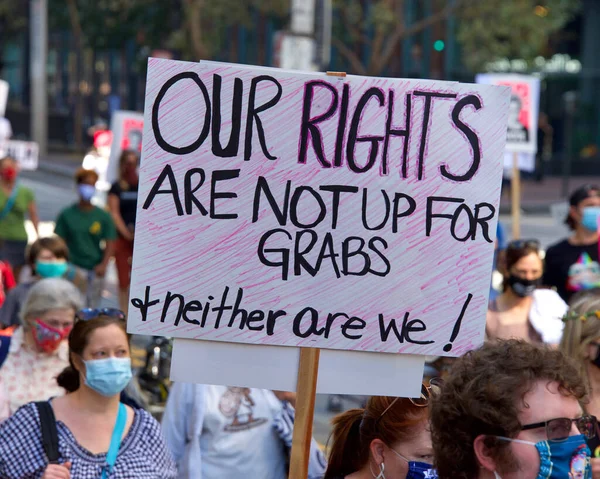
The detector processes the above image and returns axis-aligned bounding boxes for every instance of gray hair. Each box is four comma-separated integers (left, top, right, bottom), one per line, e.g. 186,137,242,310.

20,278,84,326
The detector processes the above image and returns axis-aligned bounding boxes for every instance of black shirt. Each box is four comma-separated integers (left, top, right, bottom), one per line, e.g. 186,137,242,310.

543,239,600,303
109,181,139,233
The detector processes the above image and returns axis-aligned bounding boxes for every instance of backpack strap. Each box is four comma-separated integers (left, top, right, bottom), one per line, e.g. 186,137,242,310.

0,185,20,221
0,335,10,368
35,401,60,464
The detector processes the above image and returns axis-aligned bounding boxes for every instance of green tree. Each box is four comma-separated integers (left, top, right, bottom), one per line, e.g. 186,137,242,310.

332,0,580,76
457,1,580,72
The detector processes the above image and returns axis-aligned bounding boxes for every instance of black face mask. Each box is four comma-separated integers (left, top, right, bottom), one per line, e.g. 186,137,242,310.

507,275,540,297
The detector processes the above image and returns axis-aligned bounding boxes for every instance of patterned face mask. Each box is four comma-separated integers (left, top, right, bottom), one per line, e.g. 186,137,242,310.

493,435,592,479
31,319,72,354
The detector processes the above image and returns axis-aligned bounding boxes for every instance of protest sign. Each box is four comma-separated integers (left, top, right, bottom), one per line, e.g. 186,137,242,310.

476,74,540,156
106,110,143,184
0,80,8,117
128,58,510,358
0,140,38,170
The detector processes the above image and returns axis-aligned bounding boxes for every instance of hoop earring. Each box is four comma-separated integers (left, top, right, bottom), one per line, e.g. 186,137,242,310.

369,461,386,479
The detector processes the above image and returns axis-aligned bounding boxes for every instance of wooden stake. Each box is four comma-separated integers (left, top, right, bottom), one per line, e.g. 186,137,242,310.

289,347,321,479
511,151,521,239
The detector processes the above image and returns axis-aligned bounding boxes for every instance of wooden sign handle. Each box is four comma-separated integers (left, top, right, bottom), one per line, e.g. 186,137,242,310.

289,347,321,479
511,151,521,239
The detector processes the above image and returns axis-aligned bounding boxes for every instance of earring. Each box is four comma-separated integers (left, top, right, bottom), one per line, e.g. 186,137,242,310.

369,461,386,479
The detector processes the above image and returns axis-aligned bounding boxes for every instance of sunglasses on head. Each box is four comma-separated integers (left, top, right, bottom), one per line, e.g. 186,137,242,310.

75,308,126,322
378,378,444,421
507,239,540,251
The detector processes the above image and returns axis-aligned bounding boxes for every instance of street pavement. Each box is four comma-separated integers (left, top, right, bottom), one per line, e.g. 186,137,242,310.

16,161,588,445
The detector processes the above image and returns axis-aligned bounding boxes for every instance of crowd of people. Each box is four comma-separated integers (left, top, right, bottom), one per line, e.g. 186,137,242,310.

2,148,600,477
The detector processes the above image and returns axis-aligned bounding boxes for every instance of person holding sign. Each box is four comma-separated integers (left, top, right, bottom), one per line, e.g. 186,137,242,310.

107,151,139,313
560,289,600,473
544,185,600,303
486,239,566,345
54,169,116,308
0,156,39,279
324,388,438,479
430,340,594,479
0,309,177,478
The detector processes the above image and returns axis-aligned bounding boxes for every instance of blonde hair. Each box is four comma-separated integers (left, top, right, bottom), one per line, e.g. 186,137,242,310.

559,288,600,391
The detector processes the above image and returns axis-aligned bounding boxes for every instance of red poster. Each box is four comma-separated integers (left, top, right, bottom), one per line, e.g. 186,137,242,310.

121,118,144,152
498,80,531,145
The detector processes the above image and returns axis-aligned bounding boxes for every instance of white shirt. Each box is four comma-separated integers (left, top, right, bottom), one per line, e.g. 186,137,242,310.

161,383,288,479
529,288,568,344
0,327,68,422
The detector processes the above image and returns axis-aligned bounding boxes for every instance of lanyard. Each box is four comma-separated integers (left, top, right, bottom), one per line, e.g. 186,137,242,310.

101,403,127,479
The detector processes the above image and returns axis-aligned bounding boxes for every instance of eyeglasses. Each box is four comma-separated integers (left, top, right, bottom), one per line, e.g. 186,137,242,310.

75,308,126,322
378,378,444,420
507,239,540,251
521,415,598,442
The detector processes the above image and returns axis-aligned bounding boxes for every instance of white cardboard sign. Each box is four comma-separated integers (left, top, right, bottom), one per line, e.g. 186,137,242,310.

128,59,510,361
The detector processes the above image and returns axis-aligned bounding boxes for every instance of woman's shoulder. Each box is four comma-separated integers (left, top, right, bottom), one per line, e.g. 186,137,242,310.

129,407,164,440
0,402,42,445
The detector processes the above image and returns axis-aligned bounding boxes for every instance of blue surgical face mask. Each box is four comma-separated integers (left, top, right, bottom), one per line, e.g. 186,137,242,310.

84,357,132,397
493,434,592,479
35,260,68,278
390,448,438,479
78,184,96,202
581,206,600,232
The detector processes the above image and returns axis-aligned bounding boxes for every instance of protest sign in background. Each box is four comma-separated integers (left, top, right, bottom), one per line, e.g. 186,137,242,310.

476,74,540,160
128,58,510,359
0,80,8,117
106,110,144,185
0,140,38,170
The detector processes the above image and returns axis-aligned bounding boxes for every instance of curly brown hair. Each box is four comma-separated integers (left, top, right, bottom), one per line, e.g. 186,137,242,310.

430,340,587,479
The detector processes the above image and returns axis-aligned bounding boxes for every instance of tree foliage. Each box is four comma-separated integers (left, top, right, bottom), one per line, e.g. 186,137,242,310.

457,1,580,72
332,0,580,76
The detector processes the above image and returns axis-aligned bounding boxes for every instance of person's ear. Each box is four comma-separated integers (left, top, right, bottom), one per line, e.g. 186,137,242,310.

70,352,85,376
570,205,582,222
369,438,386,465
474,435,498,472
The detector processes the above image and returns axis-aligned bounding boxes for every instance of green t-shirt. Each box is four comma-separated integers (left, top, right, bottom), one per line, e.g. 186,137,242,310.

0,185,35,241
54,204,117,270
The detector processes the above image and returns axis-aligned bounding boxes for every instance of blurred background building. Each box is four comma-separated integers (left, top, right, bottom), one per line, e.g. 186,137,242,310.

1,0,598,177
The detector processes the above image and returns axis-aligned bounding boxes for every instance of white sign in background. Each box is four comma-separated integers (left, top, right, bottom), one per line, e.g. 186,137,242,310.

0,80,8,117
0,140,39,170
476,74,540,172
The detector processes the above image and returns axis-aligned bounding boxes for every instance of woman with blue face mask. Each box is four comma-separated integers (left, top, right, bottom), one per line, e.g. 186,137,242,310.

324,381,440,479
0,309,177,478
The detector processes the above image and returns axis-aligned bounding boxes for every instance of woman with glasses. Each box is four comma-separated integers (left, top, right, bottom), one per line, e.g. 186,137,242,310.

0,277,82,421
561,288,600,475
0,308,177,478
324,381,439,479
486,239,566,345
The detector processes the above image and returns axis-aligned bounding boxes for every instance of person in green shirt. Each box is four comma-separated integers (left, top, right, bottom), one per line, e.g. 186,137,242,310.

54,168,116,307
0,156,39,279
